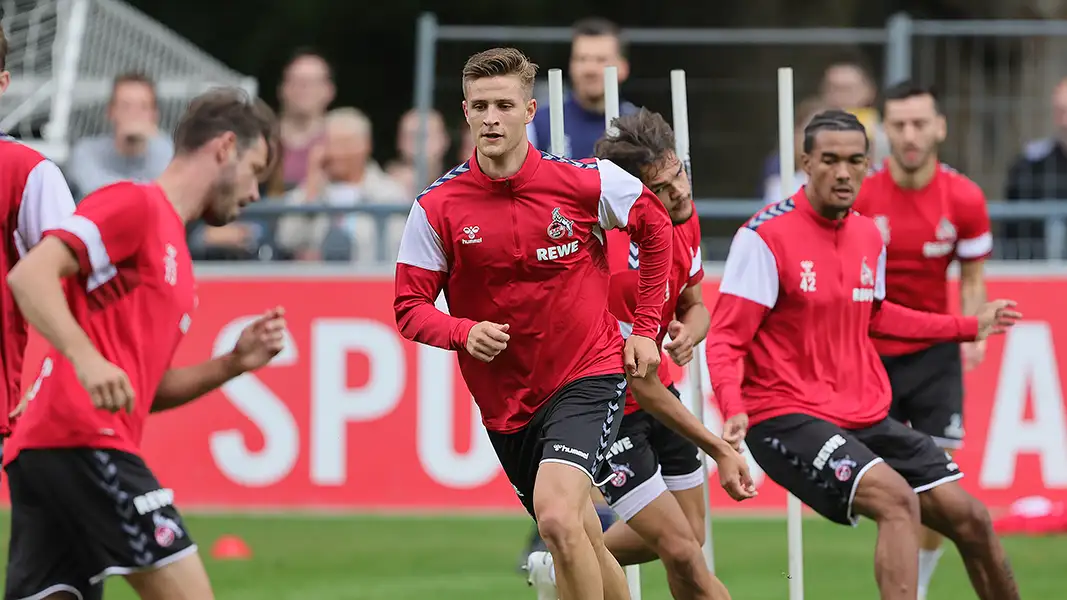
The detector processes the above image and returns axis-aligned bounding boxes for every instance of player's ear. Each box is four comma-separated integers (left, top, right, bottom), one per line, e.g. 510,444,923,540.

935,114,947,144
215,131,237,165
526,97,537,124
616,58,631,83
800,152,813,176
462,100,469,120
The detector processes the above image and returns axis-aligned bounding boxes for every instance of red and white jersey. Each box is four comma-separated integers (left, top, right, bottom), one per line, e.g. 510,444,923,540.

0,135,77,436
394,143,672,433
853,162,992,356
607,206,703,414
4,183,196,464
705,188,979,430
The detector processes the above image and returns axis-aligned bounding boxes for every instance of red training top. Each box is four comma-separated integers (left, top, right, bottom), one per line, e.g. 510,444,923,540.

853,161,992,356
705,188,979,430
0,135,77,436
394,144,672,434
607,205,703,414
5,183,196,465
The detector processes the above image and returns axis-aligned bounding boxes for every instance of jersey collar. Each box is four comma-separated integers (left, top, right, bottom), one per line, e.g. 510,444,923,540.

795,186,853,230
467,142,543,193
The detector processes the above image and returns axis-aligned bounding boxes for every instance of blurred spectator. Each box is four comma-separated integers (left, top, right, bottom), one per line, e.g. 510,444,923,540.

456,122,475,163
275,107,407,263
1002,78,1067,260
760,97,826,204
65,73,172,199
385,108,451,196
527,17,637,158
275,48,335,190
819,60,890,164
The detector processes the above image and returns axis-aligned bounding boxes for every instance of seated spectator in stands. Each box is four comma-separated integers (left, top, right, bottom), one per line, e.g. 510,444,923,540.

272,48,335,191
760,96,825,204
385,108,451,196
456,122,475,163
65,73,172,199
819,59,890,164
275,107,407,263
1003,77,1067,260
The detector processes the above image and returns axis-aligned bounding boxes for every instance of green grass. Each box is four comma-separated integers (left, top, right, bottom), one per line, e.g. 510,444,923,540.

2,513,1062,599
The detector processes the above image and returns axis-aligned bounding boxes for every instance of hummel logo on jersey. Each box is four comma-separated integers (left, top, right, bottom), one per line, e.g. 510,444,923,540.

799,260,816,292
547,207,575,240
461,225,482,244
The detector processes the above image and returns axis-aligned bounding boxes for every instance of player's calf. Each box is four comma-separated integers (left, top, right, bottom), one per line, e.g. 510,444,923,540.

918,482,1020,600
583,501,631,600
851,462,922,600
533,462,605,600
628,492,723,600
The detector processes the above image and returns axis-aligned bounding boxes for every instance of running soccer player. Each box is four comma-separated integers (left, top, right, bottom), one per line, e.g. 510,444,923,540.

3,87,281,600
708,110,1022,600
394,48,672,600
852,81,992,599
0,25,78,442
526,109,754,600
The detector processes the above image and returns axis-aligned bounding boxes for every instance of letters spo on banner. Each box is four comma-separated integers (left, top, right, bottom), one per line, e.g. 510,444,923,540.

12,274,1067,512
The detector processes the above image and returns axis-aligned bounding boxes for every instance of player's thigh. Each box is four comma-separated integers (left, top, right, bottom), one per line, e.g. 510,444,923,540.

746,413,882,526
852,417,963,494
124,549,213,600
539,374,627,489
648,389,704,493
596,411,661,522
901,343,965,449
622,489,703,561
4,454,101,600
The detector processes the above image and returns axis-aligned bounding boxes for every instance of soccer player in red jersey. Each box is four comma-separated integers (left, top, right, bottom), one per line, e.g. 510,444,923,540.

394,48,672,600
707,110,1022,600
0,26,78,442
3,88,282,600
526,109,755,600
852,81,992,599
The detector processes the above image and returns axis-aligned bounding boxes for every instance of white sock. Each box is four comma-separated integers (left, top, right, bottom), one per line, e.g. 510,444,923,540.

918,547,944,596
549,561,556,585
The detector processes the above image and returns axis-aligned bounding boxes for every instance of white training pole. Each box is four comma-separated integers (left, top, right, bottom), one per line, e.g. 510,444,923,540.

601,64,642,600
604,66,620,135
671,68,717,575
778,66,805,600
548,69,566,156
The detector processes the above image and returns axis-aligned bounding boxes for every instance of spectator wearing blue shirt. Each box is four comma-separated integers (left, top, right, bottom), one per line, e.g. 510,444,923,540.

528,17,638,158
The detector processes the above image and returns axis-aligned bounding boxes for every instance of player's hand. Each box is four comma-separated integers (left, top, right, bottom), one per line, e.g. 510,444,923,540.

74,351,135,413
722,413,749,452
623,334,660,378
663,320,695,366
962,340,986,372
466,321,510,363
975,300,1022,340
232,306,288,372
715,446,758,502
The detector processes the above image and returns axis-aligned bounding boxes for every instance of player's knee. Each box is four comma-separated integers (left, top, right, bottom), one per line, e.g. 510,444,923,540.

536,504,586,554
943,495,994,550
854,464,920,524
655,532,705,580
688,514,707,546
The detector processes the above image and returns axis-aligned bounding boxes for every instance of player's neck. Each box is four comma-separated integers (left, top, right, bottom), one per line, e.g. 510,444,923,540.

888,157,937,190
280,114,324,144
156,160,212,223
476,142,530,180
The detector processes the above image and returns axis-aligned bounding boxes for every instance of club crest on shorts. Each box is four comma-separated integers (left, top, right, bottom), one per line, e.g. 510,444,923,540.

829,456,857,482
608,461,635,487
152,512,185,548
547,207,575,240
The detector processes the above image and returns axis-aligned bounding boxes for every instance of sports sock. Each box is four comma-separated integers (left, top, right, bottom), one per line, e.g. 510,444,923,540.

595,503,617,531
917,547,944,597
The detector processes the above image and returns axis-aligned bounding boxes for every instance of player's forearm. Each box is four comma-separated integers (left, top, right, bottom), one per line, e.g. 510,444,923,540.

959,274,987,317
152,355,245,413
679,302,711,344
869,300,979,343
627,372,732,462
394,265,476,350
629,195,672,337
8,244,98,365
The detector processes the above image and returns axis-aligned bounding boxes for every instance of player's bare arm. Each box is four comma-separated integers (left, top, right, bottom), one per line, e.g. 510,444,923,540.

152,307,287,413
663,284,709,366
627,369,756,501
959,259,989,370
8,236,134,413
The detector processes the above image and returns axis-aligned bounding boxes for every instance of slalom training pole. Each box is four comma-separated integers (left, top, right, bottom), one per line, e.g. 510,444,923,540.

602,63,642,600
548,69,566,156
670,68,717,575
778,66,805,600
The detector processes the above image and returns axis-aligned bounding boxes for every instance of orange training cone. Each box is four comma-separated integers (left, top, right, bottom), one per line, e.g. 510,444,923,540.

210,534,252,560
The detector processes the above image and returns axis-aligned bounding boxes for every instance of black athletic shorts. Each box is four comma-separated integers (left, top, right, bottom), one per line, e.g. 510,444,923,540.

597,385,703,521
746,414,962,526
882,342,965,448
5,448,198,600
488,374,626,519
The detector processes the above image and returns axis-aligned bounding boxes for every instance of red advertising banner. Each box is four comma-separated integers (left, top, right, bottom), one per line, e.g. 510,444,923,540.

14,273,1067,513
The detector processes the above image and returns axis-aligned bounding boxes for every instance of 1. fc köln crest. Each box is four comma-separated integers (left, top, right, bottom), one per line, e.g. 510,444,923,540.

873,215,891,244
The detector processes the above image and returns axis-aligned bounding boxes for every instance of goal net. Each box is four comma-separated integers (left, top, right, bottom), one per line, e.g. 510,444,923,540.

0,0,256,163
